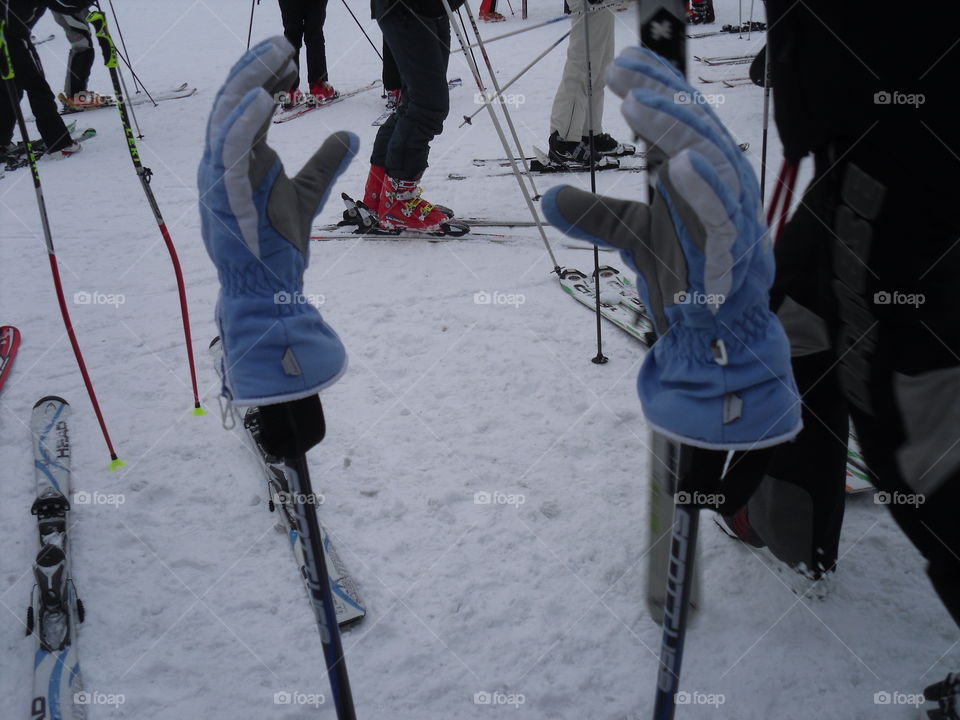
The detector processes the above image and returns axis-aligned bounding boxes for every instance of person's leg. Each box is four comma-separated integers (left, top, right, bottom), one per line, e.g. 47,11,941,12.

303,0,330,85
379,9,449,179
584,5,613,137
277,0,305,88
549,0,588,142
382,41,401,93
12,36,72,150
51,11,94,98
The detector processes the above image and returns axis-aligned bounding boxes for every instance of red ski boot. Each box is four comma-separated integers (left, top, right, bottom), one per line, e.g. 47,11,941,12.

378,173,463,235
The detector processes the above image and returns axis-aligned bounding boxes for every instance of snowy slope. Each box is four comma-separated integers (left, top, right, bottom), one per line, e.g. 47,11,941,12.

1,1,956,719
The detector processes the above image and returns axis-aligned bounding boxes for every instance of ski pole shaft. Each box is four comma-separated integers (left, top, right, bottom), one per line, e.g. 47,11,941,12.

89,6,203,413
0,19,121,467
105,0,141,92
246,0,257,50
453,0,631,52
338,0,383,61
258,397,356,720
759,45,770,202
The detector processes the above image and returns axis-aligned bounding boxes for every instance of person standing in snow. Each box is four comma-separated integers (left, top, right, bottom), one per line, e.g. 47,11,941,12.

358,0,462,233
478,0,504,22
0,0,82,158
277,0,337,106
547,0,632,165
49,0,102,111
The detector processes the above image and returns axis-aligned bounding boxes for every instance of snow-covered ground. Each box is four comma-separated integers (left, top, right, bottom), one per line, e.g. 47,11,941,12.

1,1,957,718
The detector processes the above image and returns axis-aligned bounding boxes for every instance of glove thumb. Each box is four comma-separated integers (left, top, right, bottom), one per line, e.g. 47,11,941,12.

542,185,651,254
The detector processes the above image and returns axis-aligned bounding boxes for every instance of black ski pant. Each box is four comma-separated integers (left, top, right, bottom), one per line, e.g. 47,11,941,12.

749,150,960,625
51,10,94,98
382,40,401,92
0,32,71,151
278,0,331,86
371,5,449,180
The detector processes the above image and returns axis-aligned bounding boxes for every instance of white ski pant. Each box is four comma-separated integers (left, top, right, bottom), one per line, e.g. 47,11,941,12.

549,0,614,141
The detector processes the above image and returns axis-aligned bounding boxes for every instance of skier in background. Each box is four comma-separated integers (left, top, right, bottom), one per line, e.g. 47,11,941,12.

478,0,504,22
50,0,102,111
547,0,632,166
277,0,337,107
0,0,82,158
358,0,461,233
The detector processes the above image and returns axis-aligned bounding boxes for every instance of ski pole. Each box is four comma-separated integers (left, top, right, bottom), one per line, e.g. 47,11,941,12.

246,0,259,50
581,0,607,366
504,0,516,15
0,18,123,470
88,5,204,414
459,29,569,127
105,0,142,93
759,44,770,202
257,396,356,720
446,0,559,269
338,0,383,61
453,0,632,52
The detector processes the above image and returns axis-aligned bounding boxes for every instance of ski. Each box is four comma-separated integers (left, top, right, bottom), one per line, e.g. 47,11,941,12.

209,339,365,627
27,396,87,720
722,78,755,87
311,230,513,243
694,54,754,66
58,83,197,114
3,128,96,171
273,80,381,124
0,325,21,392
686,21,765,38
846,427,873,493
31,33,56,46
558,267,654,345
698,74,748,84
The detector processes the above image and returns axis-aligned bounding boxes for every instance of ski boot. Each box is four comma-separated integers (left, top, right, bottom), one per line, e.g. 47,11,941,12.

378,173,466,235
279,86,302,109
925,673,960,720
60,90,107,113
584,132,636,157
480,10,506,21
309,81,338,104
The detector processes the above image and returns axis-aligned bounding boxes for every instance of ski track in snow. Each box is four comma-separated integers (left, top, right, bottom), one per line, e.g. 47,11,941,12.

1,1,955,718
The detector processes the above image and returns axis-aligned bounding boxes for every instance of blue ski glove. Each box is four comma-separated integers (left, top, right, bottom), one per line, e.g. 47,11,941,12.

199,37,358,406
542,46,801,450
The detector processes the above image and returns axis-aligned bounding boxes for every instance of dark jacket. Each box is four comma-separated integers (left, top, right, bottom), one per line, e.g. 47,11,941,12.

371,0,463,21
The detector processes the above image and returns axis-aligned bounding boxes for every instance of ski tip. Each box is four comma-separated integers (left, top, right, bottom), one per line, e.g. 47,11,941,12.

108,457,126,472
33,395,69,409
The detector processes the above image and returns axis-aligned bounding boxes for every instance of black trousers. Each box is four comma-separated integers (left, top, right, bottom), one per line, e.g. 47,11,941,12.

371,5,450,179
753,153,960,625
51,10,94,98
278,0,331,86
382,40,401,92
0,33,71,151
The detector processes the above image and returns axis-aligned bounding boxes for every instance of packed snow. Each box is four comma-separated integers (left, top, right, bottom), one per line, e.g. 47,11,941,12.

1,1,956,718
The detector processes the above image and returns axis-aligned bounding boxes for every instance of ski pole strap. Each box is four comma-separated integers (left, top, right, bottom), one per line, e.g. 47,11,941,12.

0,21,14,81
87,11,119,69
